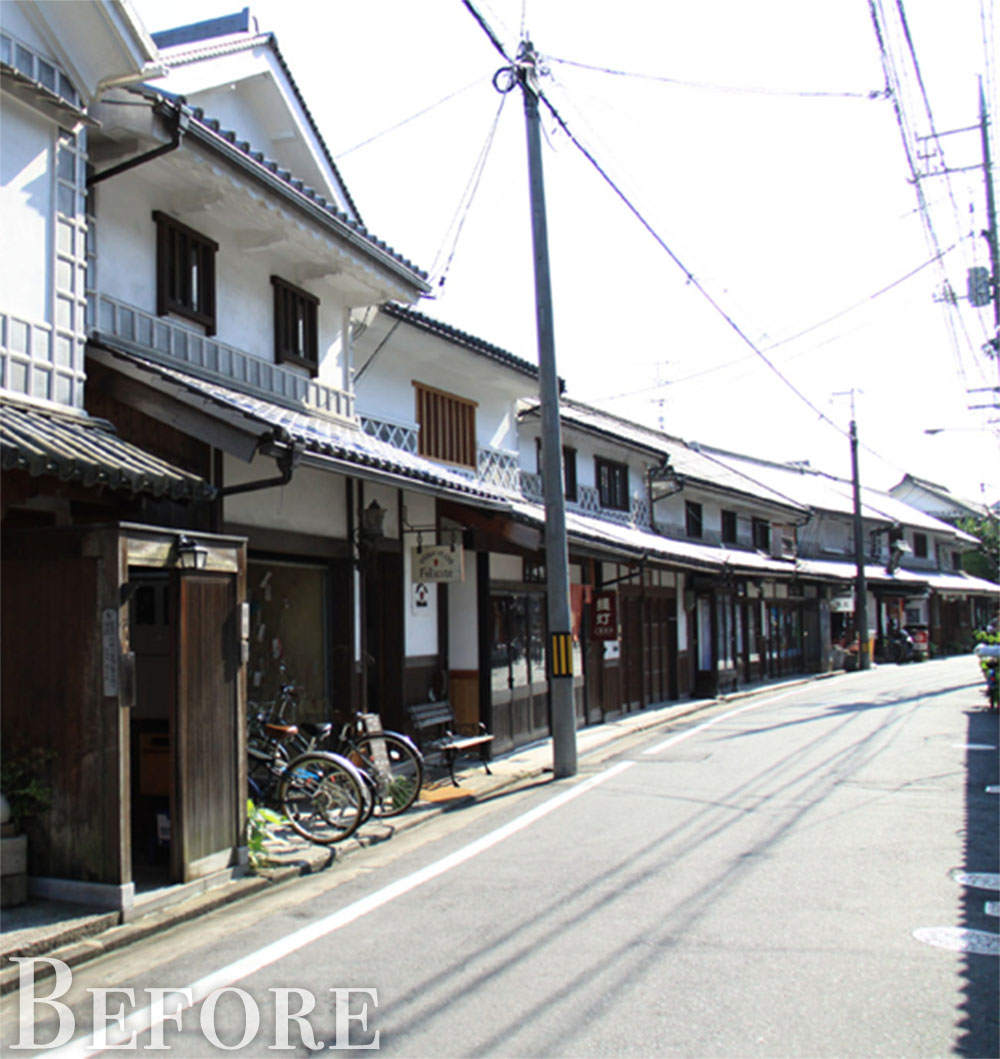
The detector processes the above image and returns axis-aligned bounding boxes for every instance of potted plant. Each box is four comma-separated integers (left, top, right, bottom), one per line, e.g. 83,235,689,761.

0,747,53,906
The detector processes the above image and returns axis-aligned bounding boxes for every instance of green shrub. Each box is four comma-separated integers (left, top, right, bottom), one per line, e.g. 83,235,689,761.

247,798,284,871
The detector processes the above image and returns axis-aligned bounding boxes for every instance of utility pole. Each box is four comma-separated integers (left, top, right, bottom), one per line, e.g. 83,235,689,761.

516,40,577,778
835,390,870,670
978,81,995,340
849,417,871,670
979,79,1000,370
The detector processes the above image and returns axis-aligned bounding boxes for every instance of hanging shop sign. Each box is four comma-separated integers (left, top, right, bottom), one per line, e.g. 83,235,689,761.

590,590,618,640
830,591,855,614
411,544,464,582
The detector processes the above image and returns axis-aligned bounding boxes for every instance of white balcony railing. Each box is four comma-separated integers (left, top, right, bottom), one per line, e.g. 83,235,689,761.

92,293,354,422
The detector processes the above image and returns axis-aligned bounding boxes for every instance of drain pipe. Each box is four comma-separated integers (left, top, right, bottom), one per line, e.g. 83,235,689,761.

87,100,188,187
218,429,302,497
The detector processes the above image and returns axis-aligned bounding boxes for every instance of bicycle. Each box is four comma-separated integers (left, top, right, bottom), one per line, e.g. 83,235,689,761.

247,712,367,845
254,677,424,818
328,713,424,818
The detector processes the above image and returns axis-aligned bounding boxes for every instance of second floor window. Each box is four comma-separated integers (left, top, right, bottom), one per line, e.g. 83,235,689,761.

595,457,629,511
563,446,578,501
415,383,477,468
539,440,578,500
721,509,738,544
752,517,770,552
153,211,217,334
685,500,703,539
913,533,928,559
271,276,319,374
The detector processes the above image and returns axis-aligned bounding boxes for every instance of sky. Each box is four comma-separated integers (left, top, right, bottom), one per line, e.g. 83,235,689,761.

129,0,999,505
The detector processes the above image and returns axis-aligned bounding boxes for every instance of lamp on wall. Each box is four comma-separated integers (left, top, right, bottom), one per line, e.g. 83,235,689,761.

360,499,386,543
175,534,209,570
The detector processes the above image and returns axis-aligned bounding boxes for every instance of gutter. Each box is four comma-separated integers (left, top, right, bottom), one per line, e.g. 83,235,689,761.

87,101,187,187
217,429,301,497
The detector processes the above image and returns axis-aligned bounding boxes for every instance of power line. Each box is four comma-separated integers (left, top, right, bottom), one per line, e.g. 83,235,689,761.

869,0,993,391
588,241,963,403
531,84,849,438
429,91,509,288
335,77,489,159
546,55,887,101
459,2,976,478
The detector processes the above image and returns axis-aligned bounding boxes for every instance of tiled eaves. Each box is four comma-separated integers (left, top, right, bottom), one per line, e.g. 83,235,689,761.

153,30,364,223
0,396,216,501
91,342,505,504
381,303,541,380
125,83,429,289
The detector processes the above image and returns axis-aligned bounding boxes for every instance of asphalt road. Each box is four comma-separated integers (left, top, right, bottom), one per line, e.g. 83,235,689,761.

5,657,998,1058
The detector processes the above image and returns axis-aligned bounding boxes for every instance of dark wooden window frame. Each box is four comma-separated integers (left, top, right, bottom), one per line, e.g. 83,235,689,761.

752,517,771,552
685,500,703,539
913,532,928,559
595,456,629,512
721,509,738,544
153,211,218,334
414,382,477,469
536,440,579,501
271,275,319,375
563,446,578,502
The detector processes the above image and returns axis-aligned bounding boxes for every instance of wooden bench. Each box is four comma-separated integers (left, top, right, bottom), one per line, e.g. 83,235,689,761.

406,701,494,786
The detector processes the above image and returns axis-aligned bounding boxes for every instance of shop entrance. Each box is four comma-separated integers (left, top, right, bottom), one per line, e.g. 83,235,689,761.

128,566,242,887
129,573,172,886
489,591,548,753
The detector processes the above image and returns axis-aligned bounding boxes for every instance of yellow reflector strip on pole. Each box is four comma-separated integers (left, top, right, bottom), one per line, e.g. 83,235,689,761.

550,631,573,678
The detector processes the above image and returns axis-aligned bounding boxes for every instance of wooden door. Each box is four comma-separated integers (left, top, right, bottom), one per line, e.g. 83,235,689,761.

620,591,643,711
172,572,240,882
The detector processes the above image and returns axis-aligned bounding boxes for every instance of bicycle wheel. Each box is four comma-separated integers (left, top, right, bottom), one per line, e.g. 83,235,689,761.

349,733,424,817
278,752,365,844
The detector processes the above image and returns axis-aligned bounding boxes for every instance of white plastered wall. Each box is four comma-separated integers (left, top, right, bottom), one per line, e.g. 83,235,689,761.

402,490,438,657
222,454,347,537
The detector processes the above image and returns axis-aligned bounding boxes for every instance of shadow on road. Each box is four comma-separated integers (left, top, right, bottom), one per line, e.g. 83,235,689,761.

955,700,999,1059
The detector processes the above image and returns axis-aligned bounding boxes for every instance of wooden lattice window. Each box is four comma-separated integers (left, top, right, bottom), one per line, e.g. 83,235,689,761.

271,276,319,374
414,383,477,468
153,211,217,334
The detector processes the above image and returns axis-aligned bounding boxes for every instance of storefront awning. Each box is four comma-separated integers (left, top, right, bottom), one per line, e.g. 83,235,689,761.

0,398,215,501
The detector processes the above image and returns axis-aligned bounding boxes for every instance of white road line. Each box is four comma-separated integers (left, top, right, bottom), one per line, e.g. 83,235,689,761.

913,926,1000,956
47,759,636,1058
951,870,1000,891
642,687,804,756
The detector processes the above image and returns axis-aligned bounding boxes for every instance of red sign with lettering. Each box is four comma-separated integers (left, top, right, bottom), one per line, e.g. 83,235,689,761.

590,590,618,640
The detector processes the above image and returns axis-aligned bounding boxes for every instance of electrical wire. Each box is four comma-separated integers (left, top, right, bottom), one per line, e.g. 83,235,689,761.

589,241,964,403
429,91,510,288
459,1,989,476
868,0,982,390
546,55,887,100
530,83,850,439
870,0,993,393
334,76,489,159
